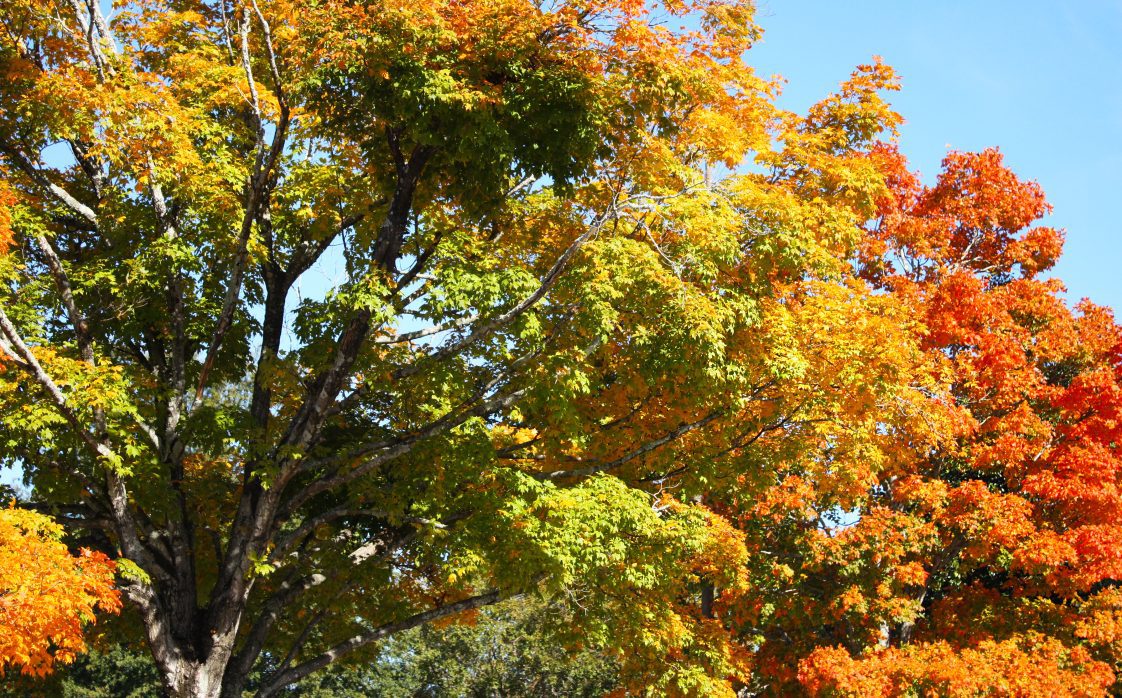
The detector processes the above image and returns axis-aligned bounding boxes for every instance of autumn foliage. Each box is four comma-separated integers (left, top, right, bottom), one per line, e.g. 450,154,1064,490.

0,179,14,255
726,146,1122,696
1,0,1121,696
0,506,120,677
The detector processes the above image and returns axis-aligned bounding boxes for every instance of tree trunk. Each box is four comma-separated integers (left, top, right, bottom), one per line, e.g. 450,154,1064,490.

150,632,247,698
128,583,246,698
161,660,227,698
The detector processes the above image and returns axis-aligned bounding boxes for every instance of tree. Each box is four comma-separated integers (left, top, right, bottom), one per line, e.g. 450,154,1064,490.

5,0,1117,696
0,0,918,695
713,146,1122,696
0,505,120,677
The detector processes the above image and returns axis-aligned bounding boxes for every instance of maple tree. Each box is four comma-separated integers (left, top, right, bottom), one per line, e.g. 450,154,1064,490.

0,505,120,677
715,146,1122,696
2,0,1120,696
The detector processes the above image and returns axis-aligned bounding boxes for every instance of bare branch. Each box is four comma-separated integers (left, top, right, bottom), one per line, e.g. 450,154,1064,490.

0,335,29,369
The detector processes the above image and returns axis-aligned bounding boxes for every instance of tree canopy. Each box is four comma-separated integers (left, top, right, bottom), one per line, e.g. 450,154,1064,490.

1,0,1120,696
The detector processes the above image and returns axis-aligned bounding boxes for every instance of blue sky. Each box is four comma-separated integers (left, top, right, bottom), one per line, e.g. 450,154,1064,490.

746,0,1122,312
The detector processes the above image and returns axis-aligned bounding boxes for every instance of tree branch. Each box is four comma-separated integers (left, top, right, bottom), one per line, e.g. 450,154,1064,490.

224,571,327,690
0,145,99,228
0,303,111,460
196,5,291,401
256,589,505,697
33,233,92,358
282,380,529,520
67,0,114,80
539,409,725,480
394,208,610,382
373,313,480,344
0,302,172,585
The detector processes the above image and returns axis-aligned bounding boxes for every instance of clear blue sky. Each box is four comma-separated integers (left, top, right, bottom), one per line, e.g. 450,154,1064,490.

746,0,1122,312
